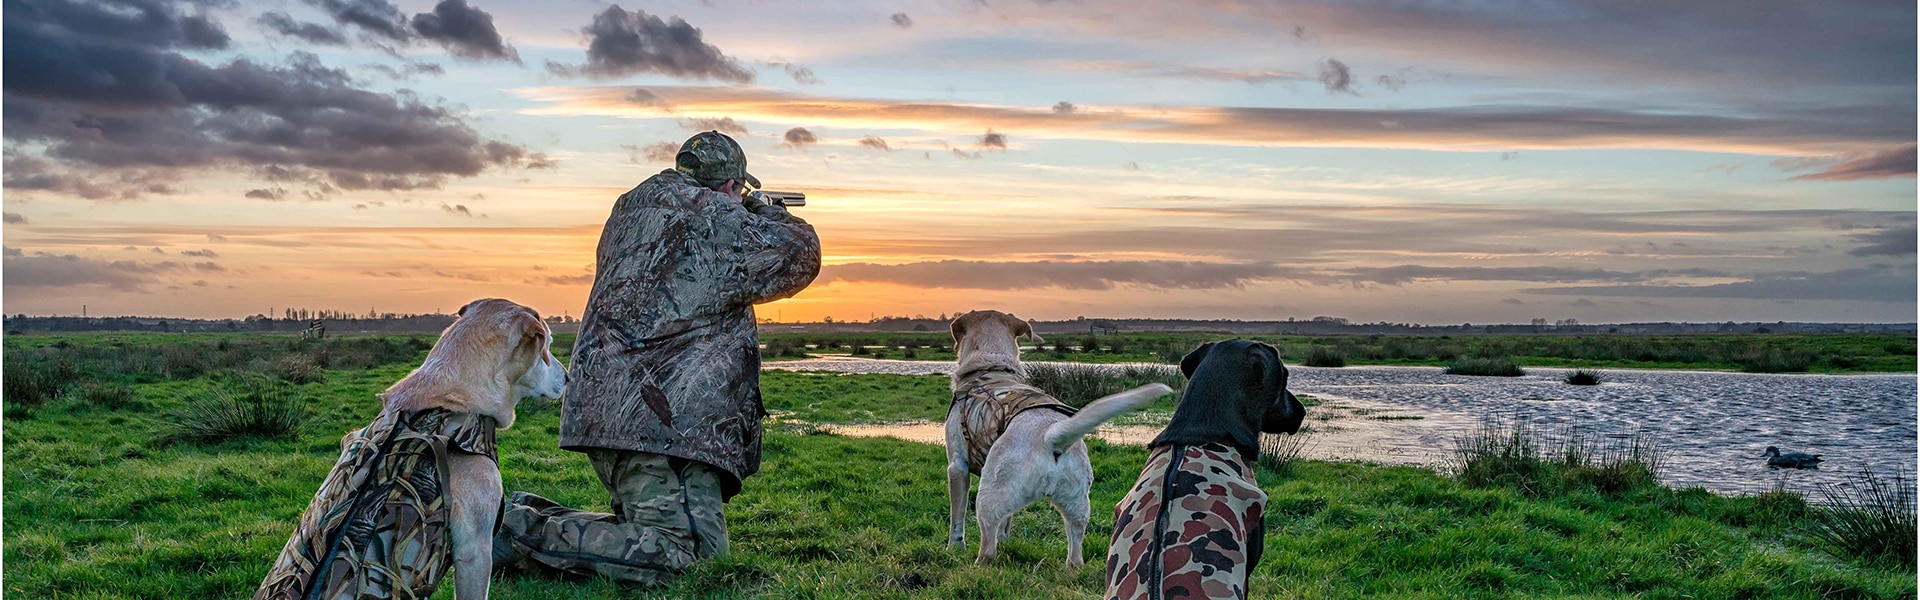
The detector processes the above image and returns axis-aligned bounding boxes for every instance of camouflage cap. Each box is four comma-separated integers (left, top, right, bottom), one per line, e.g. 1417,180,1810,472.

674,131,760,188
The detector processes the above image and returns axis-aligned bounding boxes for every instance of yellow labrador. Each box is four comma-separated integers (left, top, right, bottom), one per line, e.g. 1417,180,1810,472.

946,310,1171,567
256,298,564,600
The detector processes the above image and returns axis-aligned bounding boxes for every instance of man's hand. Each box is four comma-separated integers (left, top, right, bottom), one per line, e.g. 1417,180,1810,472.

742,191,805,224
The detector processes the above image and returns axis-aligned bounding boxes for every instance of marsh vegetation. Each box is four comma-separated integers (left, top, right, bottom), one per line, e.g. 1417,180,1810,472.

4,332,1914,598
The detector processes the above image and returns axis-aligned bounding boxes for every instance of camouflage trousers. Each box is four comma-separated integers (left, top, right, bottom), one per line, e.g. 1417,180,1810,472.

497,449,728,585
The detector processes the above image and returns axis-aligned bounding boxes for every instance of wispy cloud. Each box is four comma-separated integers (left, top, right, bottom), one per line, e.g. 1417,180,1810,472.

517,86,1903,155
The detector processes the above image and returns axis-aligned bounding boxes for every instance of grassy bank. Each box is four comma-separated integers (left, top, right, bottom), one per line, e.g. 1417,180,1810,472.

4,334,1915,598
758,331,1917,373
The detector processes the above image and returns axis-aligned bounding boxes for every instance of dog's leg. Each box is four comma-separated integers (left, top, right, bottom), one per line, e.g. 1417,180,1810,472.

1054,492,1091,569
449,453,501,600
945,419,970,549
973,486,1012,566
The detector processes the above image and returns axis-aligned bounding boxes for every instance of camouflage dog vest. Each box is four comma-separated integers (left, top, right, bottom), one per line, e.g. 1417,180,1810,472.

948,372,1077,475
1104,443,1266,600
255,407,497,600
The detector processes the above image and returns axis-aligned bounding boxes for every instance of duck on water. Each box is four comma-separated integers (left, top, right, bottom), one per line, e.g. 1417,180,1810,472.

1762,446,1823,469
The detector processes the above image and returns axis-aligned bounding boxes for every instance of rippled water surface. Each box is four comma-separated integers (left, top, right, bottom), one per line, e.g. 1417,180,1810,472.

767,357,1917,495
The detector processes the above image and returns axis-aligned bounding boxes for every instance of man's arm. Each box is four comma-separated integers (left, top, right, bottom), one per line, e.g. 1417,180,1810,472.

710,193,822,307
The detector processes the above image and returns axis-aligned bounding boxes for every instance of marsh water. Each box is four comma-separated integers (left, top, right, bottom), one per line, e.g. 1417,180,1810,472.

767,357,1917,496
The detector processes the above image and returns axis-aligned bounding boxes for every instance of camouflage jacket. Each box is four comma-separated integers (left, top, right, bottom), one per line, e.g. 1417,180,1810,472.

1105,443,1267,600
948,370,1077,475
256,408,497,600
560,169,820,500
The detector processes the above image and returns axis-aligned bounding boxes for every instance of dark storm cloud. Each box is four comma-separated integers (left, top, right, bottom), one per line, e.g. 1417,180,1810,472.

410,0,518,62
258,11,349,46
762,60,821,84
1317,58,1355,94
303,0,410,41
4,213,27,224
1846,224,1918,257
1053,101,1077,114
1523,266,1917,303
2,0,536,198
891,12,912,28
1790,144,1916,181
8,0,229,51
783,127,818,146
819,260,1308,291
364,61,446,80
858,136,891,151
570,6,754,83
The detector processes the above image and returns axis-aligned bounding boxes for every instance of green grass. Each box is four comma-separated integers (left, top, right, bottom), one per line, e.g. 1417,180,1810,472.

4,333,1915,599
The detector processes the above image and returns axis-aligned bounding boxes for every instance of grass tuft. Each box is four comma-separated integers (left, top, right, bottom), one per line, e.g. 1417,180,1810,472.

156,380,309,446
1302,345,1347,367
1022,363,1184,407
1805,469,1916,569
1444,356,1526,377
77,382,139,410
1452,415,1663,497
1564,369,1604,385
1257,431,1314,475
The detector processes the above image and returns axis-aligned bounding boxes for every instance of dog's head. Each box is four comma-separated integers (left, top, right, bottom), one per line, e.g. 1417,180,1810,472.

1153,339,1306,459
395,298,566,427
949,310,1044,382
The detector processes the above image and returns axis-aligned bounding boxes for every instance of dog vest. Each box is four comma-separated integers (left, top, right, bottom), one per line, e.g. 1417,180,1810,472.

255,407,497,600
1104,443,1266,600
948,371,1078,475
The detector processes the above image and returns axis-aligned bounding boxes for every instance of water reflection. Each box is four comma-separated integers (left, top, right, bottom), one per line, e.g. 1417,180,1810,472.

767,357,1917,495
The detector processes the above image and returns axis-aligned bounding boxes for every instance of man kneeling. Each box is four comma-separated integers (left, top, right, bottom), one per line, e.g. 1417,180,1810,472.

494,131,820,584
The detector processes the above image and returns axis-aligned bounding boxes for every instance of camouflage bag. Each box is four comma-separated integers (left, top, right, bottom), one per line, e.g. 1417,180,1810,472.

255,408,497,600
1104,443,1267,600
948,371,1079,475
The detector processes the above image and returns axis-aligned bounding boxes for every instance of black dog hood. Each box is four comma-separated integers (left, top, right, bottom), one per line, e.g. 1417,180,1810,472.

1153,339,1306,459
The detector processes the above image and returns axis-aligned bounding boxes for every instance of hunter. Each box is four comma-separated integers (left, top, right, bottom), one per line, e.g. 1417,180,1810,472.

495,131,821,584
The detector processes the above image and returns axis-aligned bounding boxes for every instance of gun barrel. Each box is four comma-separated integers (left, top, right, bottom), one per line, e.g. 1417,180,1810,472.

758,190,806,207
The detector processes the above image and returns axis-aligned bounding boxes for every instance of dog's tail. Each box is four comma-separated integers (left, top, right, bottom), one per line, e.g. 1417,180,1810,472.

1044,383,1173,453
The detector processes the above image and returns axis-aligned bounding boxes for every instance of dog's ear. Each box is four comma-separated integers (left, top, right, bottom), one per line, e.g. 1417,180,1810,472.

505,309,548,354
1000,313,1043,344
949,313,968,343
1180,341,1216,378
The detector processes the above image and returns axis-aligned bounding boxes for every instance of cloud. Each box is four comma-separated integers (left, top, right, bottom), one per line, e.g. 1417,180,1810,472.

979,129,1007,149
304,0,411,41
1500,298,1524,305
1789,144,1916,181
762,60,821,84
1052,101,1077,114
3,213,26,224
440,202,478,217
206,234,228,243
818,260,1303,290
1523,266,1917,303
2,249,188,291
4,3,538,199
364,61,446,80
858,136,891,151
1846,224,1917,257
891,13,913,28
1343,265,1735,286
410,0,519,62
623,141,680,164
258,12,349,46
566,6,754,83
782,127,818,147
181,249,218,258
245,188,287,201
521,86,1900,155
1318,58,1356,95
680,116,748,135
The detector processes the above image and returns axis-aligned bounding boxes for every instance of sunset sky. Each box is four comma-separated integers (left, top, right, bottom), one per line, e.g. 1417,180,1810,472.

4,0,1915,324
